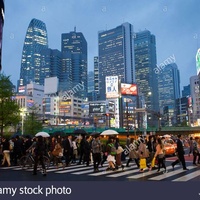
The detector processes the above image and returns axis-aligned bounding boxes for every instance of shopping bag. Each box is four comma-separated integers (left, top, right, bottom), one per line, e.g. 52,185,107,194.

116,146,124,154
151,157,155,167
140,158,147,169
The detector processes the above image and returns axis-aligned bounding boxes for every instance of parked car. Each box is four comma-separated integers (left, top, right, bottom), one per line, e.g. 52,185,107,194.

164,139,177,156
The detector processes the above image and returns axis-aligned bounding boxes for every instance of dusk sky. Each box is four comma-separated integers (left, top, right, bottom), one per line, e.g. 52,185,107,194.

1,0,200,90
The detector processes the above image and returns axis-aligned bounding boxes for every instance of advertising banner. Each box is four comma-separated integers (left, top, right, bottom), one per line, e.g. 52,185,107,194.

89,103,106,114
121,83,137,96
105,76,119,98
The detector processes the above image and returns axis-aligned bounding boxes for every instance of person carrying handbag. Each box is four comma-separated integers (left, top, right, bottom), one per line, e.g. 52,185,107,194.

115,138,124,171
138,137,150,172
154,138,167,173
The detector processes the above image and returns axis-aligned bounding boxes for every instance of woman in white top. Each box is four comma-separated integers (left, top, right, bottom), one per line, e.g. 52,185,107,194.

72,137,78,163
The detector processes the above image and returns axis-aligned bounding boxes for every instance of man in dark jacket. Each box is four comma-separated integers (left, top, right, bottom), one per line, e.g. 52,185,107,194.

84,136,91,166
171,134,188,170
33,136,47,176
77,135,86,165
62,135,73,167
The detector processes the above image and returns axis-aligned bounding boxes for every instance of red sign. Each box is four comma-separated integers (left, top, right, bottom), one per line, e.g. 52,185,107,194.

121,83,137,96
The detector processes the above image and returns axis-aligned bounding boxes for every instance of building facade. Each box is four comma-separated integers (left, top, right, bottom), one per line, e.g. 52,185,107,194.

134,30,158,127
190,75,200,126
182,84,191,97
61,29,88,99
158,63,180,125
98,22,135,100
19,18,48,87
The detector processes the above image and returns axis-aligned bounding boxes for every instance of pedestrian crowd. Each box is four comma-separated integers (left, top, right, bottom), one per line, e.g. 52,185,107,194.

0,133,198,176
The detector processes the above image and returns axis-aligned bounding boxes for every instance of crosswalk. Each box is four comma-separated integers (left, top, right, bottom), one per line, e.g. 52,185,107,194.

1,163,200,181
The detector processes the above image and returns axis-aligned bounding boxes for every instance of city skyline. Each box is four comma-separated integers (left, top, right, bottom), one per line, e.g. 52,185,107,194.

1,0,200,90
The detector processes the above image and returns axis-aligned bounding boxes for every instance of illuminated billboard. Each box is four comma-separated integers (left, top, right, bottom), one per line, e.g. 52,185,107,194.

196,49,200,76
121,83,137,96
18,86,26,93
188,96,192,108
89,103,106,114
105,76,119,98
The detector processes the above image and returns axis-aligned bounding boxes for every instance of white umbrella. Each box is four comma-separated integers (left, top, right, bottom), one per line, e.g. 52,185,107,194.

163,134,171,138
35,131,50,137
100,130,119,135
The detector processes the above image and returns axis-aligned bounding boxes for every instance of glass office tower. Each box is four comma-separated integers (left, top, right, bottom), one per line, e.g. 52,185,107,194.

98,22,135,100
19,18,48,87
61,29,87,99
134,30,158,127
158,63,180,126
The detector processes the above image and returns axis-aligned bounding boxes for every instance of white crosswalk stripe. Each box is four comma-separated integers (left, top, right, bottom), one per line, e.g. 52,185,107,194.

172,170,200,182
1,163,200,181
149,166,196,181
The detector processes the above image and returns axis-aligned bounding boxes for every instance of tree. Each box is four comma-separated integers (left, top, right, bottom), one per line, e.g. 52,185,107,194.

0,74,20,136
23,104,43,136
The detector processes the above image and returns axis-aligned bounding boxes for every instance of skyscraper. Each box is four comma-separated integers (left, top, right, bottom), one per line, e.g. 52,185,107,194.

134,30,158,127
182,84,190,97
190,75,200,126
98,22,135,100
94,56,99,100
19,18,48,87
61,29,87,99
88,71,94,93
158,63,180,126
40,48,62,82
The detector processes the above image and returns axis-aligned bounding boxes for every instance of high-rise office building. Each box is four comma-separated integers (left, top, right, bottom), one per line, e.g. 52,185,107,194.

61,29,87,99
98,22,135,100
158,63,180,126
41,48,62,83
190,75,200,126
182,84,190,97
19,18,48,87
134,30,158,127
94,56,99,99
88,71,94,93
176,97,188,126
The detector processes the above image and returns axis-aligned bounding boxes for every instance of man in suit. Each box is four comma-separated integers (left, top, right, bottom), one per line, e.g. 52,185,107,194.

62,135,73,167
171,134,188,170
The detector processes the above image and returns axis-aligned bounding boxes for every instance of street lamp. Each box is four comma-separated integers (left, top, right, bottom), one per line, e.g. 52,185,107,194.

20,107,27,135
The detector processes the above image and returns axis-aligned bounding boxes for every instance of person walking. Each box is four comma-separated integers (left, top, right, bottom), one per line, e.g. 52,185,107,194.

1,137,11,167
106,137,116,171
138,137,150,172
147,135,156,168
188,137,194,157
154,138,167,173
77,135,86,165
115,138,124,170
84,136,91,166
91,135,102,172
71,136,78,163
192,137,200,165
171,134,188,171
126,138,139,168
63,135,73,167
33,136,47,176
